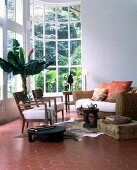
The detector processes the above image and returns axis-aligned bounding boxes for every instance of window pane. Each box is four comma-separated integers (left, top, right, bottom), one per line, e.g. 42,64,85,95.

8,77,16,98
58,23,68,39
45,7,55,22
58,41,68,66
69,5,81,21
7,30,15,52
0,1,4,18
70,22,81,39
16,0,23,25
57,7,68,22
58,68,69,92
46,68,56,92
70,67,82,90
35,72,44,90
45,23,56,39
7,32,23,98
34,39,43,60
7,0,15,21
0,27,3,99
45,41,56,65
30,2,33,39
70,40,81,65
16,33,23,47
34,5,43,38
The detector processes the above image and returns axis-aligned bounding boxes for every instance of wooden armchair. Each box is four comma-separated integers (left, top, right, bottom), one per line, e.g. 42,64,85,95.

32,89,64,122
13,91,53,133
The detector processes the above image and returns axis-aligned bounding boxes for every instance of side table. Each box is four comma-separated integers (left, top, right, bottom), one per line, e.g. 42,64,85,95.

82,108,99,128
63,91,75,112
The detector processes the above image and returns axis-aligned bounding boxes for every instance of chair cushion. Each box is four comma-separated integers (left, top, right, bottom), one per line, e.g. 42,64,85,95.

51,102,64,111
23,109,47,119
23,107,55,120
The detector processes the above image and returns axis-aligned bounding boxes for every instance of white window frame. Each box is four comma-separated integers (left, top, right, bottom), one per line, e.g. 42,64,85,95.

30,1,81,93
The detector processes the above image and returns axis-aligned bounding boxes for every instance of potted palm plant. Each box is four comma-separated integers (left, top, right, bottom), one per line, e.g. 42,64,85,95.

0,39,52,98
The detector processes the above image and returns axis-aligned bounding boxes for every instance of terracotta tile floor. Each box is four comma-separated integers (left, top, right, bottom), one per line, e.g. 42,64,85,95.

0,110,137,170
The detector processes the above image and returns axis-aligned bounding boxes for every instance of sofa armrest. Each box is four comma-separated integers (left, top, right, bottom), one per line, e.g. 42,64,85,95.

72,90,94,103
116,92,137,120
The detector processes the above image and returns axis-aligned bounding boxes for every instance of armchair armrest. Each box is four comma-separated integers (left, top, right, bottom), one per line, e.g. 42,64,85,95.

116,92,137,120
72,90,94,103
43,96,63,111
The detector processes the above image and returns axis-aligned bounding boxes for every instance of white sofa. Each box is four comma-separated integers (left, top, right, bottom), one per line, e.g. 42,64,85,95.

75,99,115,113
72,90,137,120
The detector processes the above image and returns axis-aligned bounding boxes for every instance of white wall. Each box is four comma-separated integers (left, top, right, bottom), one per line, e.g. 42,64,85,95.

81,0,137,89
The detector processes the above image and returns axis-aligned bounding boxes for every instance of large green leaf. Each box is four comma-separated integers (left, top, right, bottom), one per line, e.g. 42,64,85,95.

19,47,25,66
0,58,20,75
0,58,13,73
24,60,46,75
12,39,20,57
7,51,19,66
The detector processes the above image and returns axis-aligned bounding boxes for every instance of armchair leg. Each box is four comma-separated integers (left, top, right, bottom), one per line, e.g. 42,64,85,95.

27,122,29,128
22,120,25,134
62,110,64,120
55,115,57,123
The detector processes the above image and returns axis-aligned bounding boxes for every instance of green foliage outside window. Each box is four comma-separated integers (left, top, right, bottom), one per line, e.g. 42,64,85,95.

30,2,82,92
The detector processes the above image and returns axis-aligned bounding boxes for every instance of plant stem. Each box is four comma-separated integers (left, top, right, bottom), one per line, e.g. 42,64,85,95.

21,75,27,97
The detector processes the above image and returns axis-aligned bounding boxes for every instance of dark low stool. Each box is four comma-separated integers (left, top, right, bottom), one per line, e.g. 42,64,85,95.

28,126,66,142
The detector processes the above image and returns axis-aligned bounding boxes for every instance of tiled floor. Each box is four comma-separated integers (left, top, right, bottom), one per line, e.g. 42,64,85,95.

0,110,137,170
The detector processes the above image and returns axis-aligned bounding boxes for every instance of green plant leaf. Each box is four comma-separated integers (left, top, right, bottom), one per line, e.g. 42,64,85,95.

0,58,20,75
12,39,20,57
24,60,46,75
7,51,19,66
19,47,25,66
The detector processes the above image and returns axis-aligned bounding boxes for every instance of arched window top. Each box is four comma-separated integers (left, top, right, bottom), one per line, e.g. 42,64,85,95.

32,0,80,5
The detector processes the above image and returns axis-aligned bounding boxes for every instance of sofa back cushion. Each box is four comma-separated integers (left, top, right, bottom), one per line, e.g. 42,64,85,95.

91,88,108,101
109,81,133,94
72,90,94,102
100,83,111,91
105,90,125,103
100,81,133,102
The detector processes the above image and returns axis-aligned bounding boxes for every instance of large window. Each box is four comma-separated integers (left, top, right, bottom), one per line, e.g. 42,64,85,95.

7,0,23,97
7,0,23,25
7,30,23,97
0,27,3,99
30,2,82,93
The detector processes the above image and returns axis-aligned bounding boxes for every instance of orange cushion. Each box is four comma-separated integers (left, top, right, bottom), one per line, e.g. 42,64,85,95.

109,81,132,94
100,83,111,90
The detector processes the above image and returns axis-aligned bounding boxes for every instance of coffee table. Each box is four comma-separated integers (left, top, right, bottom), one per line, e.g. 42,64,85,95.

28,125,66,142
82,108,99,128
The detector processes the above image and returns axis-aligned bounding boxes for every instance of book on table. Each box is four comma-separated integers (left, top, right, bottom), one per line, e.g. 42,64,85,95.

105,115,116,121
105,115,132,124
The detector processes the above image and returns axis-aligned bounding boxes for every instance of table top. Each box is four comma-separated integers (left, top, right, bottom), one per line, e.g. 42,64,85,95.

82,107,99,111
28,126,66,135
63,91,72,95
